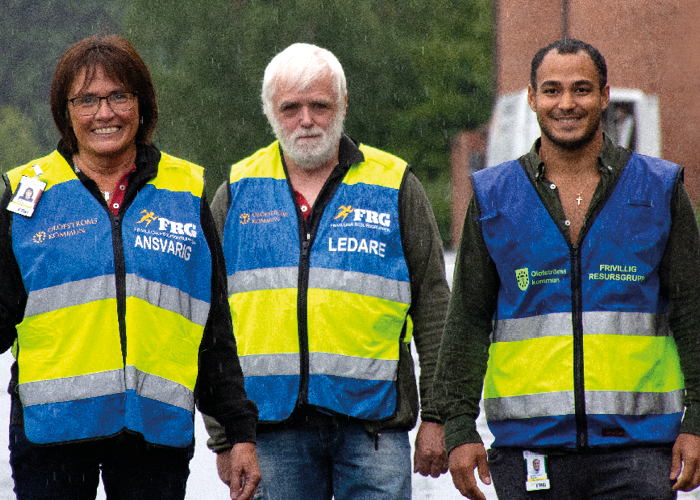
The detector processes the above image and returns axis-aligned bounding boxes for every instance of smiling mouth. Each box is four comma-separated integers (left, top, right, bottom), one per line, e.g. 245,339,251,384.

553,114,584,123
94,127,120,134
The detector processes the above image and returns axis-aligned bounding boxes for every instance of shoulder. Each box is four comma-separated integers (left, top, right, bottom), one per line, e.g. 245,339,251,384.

358,144,408,169
628,152,681,175
471,159,525,200
472,159,522,183
152,151,205,196
6,151,71,191
157,151,204,177
230,142,283,182
624,153,683,189
347,144,408,189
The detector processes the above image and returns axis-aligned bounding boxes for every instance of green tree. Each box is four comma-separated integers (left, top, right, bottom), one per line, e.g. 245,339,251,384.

123,0,493,245
0,0,126,152
0,106,43,174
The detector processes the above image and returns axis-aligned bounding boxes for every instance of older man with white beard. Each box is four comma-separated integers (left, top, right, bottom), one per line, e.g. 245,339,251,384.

203,43,451,500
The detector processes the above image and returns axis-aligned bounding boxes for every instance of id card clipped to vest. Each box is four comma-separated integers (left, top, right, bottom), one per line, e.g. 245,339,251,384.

523,450,550,491
7,174,46,218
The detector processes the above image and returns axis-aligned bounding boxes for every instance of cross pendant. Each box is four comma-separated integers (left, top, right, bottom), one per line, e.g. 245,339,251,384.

576,194,582,206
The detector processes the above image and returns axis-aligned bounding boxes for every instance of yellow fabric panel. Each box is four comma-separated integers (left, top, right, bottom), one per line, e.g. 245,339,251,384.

17,299,122,383
148,153,204,197
229,142,287,182
125,297,202,390
403,314,413,344
484,336,574,399
307,289,407,360
230,289,299,355
583,334,684,392
7,151,77,193
341,145,406,189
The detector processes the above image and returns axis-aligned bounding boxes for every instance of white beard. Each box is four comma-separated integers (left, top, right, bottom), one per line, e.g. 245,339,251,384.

272,111,345,170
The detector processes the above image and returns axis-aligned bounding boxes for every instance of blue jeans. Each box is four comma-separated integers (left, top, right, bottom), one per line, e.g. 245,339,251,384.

10,424,194,500
254,419,411,500
487,446,676,500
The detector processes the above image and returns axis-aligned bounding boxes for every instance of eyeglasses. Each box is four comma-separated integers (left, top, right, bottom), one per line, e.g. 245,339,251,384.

68,92,138,116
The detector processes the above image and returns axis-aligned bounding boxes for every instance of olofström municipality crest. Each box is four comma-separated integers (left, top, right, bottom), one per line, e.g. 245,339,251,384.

516,268,529,291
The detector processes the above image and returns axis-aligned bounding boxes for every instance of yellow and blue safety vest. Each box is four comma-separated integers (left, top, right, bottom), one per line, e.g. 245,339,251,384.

222,142,411,422
473,153,684,449
8,150,211,447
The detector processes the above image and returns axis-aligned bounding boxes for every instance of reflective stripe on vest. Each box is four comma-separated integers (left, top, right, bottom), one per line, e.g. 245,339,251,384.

473,154,683,449
224,141,410,421
9,151,210,446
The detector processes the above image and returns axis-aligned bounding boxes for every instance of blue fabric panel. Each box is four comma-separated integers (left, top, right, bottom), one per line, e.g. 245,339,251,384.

125,390,194,448
581,155,675,315
473,161,572,320
244,375,299,422
313,182,408,282
122,184,212,303
586,412,682,447
23,393,125,444
13,179,114,292
308,374,396,420
225,177,300,273
488,414,578,449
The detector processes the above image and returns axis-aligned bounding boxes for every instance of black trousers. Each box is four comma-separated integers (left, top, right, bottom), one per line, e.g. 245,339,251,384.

487,446,676,500
10,424,195,500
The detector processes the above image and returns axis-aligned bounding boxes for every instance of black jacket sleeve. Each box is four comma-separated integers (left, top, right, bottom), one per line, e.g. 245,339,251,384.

193,193,258,445
0,178,26,354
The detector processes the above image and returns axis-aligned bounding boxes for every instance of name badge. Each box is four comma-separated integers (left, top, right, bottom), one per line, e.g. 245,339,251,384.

524,450,550,491
7,175,47,218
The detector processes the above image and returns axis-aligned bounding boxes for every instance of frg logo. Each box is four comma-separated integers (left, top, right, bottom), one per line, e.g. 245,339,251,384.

137,209,197,237
334,205,391,227
158,217,197,237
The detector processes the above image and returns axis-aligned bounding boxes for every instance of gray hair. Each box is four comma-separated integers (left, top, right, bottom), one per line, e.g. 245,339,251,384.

261,43,346,122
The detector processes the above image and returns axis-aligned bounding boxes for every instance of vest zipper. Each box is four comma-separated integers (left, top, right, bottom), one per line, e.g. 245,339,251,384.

297,233,312,403
571,244,588,449
111,211,128,365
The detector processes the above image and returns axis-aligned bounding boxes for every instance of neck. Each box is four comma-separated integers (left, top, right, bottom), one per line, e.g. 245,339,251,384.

284,149,339,208
539,131,604,179
73,146,137,192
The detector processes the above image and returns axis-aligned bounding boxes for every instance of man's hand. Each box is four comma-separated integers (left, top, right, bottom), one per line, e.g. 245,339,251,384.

216,443,262,500
448,442,490,500
413,421,449,477
671,433,700,492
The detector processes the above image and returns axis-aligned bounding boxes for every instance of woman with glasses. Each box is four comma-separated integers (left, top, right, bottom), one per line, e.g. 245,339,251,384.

0,35,260,500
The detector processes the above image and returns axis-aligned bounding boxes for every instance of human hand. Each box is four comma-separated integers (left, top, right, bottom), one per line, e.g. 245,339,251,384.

216,443,262,500
671,433,700,491
448,442,490,500
413,421,449,477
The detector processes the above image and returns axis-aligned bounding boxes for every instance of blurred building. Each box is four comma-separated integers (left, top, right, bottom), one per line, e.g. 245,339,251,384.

451,0,700,246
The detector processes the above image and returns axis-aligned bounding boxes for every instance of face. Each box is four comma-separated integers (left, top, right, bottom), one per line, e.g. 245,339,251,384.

68,65,139,160
269,71,346,170
528,50,609,151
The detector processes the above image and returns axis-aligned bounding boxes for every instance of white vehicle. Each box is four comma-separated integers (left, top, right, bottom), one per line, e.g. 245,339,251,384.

485,88,661,168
